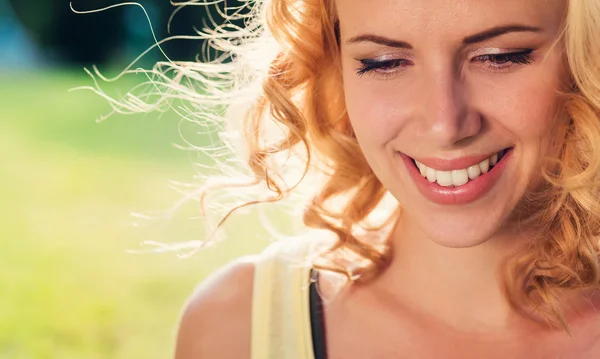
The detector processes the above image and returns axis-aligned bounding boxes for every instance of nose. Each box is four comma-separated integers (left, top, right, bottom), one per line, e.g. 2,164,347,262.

419,65,481,148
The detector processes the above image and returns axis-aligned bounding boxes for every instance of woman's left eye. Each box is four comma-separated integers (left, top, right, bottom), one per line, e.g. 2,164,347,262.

355,58,411,77
473,49,534,70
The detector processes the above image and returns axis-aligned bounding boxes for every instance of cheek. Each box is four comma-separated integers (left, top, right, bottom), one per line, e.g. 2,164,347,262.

476,69,564,146
343,58,566,156
343,72,416,151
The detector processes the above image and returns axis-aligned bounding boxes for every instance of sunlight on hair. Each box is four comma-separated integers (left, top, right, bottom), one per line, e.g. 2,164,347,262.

73,0,600,331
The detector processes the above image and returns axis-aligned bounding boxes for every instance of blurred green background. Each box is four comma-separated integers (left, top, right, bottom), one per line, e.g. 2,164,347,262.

1,1,271,358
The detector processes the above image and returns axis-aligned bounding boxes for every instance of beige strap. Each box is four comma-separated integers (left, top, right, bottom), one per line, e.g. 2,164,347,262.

251,239,316,359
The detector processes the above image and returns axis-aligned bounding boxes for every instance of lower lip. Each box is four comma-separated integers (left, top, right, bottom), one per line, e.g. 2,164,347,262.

400,149,512,206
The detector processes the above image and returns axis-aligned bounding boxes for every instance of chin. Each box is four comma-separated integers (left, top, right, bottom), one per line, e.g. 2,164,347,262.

414,208,509,249
425,227,497,248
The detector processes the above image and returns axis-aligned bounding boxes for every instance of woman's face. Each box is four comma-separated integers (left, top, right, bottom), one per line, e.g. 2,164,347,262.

338,0,569,247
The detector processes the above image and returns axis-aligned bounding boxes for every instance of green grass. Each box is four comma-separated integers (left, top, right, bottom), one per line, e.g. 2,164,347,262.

0,70,274,359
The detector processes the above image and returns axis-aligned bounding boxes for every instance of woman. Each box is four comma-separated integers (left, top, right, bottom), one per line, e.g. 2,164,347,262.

171,0,600,357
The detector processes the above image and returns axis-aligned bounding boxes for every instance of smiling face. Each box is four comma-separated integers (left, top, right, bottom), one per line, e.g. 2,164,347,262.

337,0,569,247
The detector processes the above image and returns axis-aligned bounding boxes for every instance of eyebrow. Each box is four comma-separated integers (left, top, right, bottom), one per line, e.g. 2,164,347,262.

345,24,543,48
346,34,412,49
463,24,542,44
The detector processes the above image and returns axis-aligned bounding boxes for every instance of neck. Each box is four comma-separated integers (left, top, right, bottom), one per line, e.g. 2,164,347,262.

375,213,530,333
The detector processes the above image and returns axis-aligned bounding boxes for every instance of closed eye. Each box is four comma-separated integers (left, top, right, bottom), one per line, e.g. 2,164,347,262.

356,58,411,77
472,49,534,70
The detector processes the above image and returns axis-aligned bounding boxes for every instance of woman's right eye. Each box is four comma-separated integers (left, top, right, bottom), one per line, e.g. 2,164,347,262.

356,58,411,77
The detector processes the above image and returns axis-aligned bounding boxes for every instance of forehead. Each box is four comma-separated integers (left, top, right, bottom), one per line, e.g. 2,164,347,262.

336,0,566,40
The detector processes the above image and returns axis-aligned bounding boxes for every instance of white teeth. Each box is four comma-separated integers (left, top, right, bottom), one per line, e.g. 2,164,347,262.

413,150,504,187
436,170,453,187
451,169,469,186
490,153,498,166
426,166,436,183
418,162,427,176
479,158,490,174
467,164,481,179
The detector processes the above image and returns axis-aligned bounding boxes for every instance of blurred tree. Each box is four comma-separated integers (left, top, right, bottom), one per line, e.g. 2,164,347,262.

9,0,126,65
7,0,250,66
0,0,42,68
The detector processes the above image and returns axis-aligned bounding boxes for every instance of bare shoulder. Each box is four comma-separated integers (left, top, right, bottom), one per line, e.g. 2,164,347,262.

173,256,257,359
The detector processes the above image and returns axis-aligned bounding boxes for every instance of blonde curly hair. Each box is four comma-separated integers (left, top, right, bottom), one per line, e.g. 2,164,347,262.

83,0,600,330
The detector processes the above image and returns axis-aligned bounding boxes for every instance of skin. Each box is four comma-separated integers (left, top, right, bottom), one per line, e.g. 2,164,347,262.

175,0,600,358
337,0,570,327
340,0,567,249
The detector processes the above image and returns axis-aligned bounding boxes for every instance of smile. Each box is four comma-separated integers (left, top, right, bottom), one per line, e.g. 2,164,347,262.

413,149,508,187
399,148,513,205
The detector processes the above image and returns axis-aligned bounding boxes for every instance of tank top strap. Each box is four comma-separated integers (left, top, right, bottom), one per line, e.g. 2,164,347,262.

251,238,318,359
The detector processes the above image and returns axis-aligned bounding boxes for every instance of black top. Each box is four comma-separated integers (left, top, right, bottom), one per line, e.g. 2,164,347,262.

309,271,328,359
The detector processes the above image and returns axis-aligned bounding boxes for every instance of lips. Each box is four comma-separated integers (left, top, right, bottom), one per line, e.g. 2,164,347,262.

399,148,513,205
412,149,509,187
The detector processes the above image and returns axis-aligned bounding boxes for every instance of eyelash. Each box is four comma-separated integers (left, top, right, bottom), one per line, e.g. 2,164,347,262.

355,49,534,77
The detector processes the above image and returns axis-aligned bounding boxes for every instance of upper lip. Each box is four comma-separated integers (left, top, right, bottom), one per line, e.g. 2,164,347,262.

405,149,508,171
